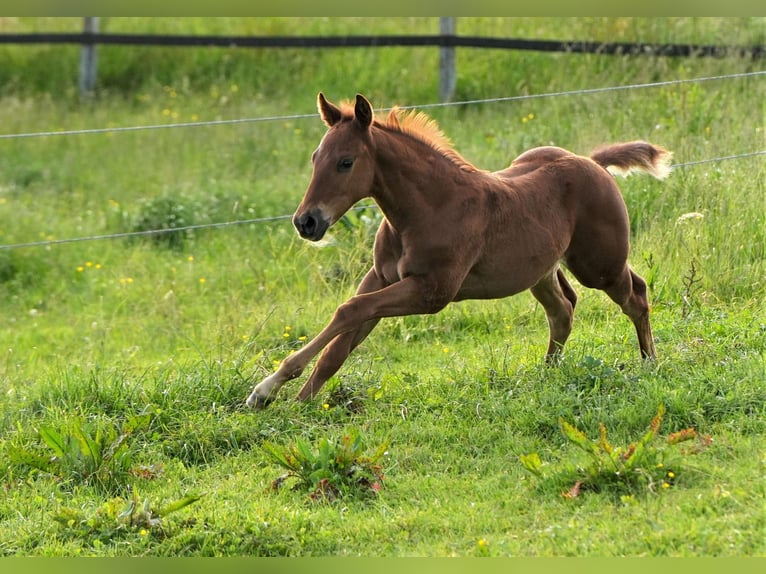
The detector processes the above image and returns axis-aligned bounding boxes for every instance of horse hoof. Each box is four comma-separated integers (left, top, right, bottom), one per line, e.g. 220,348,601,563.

245,393,274,410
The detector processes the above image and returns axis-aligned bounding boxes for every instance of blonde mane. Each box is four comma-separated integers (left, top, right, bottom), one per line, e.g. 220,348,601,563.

338,100,477,172
383,107,478,172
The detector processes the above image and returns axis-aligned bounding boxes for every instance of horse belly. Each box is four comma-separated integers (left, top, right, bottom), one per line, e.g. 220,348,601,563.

453,195,573,301
455,257,558,301
454,277,527,301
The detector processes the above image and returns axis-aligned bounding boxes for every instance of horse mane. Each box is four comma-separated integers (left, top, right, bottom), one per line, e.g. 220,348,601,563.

337,100,478,172
383,107,478,172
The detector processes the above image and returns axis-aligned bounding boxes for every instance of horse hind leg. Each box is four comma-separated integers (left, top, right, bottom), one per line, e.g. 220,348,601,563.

530,267,578,360
602,266,657,359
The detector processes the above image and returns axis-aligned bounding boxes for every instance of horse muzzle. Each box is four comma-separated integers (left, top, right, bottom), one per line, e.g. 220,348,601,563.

293,208,331,241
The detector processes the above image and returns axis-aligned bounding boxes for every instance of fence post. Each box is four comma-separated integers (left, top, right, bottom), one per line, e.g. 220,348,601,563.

79,17,99,98
439,17,456,102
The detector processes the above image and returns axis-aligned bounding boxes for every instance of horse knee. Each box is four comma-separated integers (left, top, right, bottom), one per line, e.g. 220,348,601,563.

331,298,368,330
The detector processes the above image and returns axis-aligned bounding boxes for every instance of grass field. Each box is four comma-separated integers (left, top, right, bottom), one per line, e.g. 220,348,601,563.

0,17,764,556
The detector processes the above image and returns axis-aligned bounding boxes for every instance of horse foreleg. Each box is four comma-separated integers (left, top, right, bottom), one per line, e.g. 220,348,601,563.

246,273,442,409
296,267,387,401
295,317,381,401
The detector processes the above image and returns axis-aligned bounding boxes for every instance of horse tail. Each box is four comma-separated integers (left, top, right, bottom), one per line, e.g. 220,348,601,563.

590,141,673,180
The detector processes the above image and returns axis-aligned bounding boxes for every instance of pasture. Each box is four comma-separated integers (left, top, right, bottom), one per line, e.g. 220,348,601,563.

0,17,764,557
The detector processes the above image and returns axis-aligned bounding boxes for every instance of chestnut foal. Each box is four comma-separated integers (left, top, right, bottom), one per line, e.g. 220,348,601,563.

247,93,671,408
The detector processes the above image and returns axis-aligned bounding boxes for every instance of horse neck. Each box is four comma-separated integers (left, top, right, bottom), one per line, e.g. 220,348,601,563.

370,128,466,227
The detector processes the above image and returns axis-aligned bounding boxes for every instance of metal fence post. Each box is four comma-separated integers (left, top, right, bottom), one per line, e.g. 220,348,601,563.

439,17,456,102
79,17,99,98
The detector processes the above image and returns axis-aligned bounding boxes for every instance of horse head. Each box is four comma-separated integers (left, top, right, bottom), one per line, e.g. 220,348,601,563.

293,93,377,241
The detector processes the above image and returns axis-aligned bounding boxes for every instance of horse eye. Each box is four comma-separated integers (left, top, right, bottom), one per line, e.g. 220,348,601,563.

337,158,354,172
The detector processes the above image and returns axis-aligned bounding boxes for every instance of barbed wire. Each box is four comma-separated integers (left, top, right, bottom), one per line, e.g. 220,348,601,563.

0,70,763,140
1,151,762,252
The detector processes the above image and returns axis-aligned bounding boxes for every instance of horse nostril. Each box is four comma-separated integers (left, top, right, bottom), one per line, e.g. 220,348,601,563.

294,209,329,240
296,213,316,237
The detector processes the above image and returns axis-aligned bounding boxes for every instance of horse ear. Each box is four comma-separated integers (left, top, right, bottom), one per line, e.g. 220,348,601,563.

354,93,374,129
317,92,342,127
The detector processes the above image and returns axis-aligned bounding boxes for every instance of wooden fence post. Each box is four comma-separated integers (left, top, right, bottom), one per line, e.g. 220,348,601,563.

79,17,99,98
439,17,456,102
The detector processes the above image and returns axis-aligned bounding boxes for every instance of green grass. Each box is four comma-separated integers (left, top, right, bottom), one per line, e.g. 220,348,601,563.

0,17,764,556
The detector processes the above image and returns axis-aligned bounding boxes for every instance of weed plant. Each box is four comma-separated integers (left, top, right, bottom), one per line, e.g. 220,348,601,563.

9,413,152,494
520,404,714,498
263,428,387,501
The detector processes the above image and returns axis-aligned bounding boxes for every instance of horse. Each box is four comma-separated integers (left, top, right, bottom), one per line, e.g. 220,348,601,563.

246,92,671,409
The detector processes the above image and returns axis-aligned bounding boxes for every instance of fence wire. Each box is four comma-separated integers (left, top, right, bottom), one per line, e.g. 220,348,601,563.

0,70,764,140
1,151,763,252
0,69,763,251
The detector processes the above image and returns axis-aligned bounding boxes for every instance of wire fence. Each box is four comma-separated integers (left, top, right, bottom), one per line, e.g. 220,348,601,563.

0,70,763,252
2,150,763,253
1,70,764,140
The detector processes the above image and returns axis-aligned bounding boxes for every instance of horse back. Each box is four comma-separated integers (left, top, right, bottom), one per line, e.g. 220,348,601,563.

496,146,573,178
496,145,625,212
